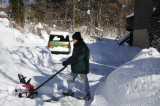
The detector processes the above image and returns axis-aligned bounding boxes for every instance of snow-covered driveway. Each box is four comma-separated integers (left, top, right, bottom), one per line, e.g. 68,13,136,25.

0,38,140,106
42,38,140,105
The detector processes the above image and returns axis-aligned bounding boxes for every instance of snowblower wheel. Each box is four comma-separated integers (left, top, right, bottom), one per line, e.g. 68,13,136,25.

35,91,38,95
30,96,33,99
18,93,22,98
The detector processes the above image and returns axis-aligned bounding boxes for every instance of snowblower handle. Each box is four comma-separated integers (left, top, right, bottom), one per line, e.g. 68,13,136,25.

34,66,67,91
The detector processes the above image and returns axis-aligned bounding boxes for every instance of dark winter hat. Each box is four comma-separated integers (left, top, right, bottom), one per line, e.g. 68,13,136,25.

72,32,82,40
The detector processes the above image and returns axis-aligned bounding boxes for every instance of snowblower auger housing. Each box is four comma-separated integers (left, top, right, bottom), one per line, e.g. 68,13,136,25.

15,66,66,99
15,73,38,99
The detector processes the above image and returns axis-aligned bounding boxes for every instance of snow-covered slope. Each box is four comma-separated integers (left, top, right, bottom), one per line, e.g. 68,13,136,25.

0,18,46,48
92,48,160,106
0,18,58,105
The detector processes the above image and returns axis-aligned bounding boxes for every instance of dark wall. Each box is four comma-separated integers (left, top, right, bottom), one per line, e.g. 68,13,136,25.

126,16,134,31
134,0,153,29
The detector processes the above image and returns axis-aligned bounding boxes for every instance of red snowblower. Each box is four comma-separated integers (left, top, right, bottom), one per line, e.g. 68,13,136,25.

15,66,66,99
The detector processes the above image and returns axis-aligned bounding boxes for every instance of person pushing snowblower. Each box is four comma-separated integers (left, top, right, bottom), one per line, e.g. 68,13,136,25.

62,32,91,100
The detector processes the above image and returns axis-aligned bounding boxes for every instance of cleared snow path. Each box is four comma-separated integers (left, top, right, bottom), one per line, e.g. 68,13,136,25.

50,38,141,105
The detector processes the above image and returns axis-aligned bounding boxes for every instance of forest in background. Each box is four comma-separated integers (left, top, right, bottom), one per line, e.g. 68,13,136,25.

1,0,134,38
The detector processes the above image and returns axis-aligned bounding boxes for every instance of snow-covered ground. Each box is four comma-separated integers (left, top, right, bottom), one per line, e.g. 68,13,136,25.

92,48,160,106
1,17,160,106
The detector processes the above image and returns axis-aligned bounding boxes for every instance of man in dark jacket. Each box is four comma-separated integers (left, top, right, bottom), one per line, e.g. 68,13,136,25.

62,32,91,100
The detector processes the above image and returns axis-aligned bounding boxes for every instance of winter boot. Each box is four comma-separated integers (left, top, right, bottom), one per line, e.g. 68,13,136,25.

84,94,91,101
62,91,74,97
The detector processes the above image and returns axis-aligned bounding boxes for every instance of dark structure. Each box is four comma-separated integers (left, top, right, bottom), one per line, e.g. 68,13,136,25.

118,13,134,46
133,0,153,48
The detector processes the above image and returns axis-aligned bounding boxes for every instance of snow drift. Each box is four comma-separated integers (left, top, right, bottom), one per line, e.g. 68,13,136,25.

92,48,160,106
0,17,90,106
0,17,67,106
0,18,47,48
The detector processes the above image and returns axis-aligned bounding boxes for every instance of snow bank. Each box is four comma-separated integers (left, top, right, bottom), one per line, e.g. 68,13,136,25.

0,17,55,94
92,48,160,106
0,11,7,17
0,46,54,92
0,18,47,48
0,44,83,106
0,18,10,27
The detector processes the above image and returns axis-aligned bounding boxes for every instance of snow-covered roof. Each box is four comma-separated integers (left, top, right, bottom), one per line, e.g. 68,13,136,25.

126,13,134,18
50,31,69,38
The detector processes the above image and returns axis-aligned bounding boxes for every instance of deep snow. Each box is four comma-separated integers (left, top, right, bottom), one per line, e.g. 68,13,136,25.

1,17,160,106
92,48,160,106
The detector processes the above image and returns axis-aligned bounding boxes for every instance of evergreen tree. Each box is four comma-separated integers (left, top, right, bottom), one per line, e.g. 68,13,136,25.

148,0,160,51
9,0,24,27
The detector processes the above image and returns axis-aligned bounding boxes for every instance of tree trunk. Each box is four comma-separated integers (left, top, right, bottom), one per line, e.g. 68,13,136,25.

87,0,91,35
72,0,75,32
119,0,124,36
98,1,101,37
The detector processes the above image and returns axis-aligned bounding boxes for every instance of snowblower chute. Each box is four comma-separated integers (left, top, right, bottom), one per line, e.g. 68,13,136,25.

15,66,66,99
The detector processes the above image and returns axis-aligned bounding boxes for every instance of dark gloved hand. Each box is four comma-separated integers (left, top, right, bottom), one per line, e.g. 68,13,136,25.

62,61,67,67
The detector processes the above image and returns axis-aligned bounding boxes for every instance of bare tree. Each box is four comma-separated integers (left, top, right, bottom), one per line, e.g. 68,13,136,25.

26,0,134,37
72,0,76,32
